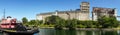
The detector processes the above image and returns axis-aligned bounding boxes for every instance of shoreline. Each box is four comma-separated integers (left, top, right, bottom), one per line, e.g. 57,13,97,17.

39,27,120,31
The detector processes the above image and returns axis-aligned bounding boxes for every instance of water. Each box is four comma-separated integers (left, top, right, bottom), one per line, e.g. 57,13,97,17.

34,29,120,35
0,29,120,35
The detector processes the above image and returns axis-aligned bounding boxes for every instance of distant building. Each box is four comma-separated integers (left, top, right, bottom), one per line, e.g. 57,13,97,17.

36,2,90,21
80,2,89,12
36,2,89,20
92,7,117,21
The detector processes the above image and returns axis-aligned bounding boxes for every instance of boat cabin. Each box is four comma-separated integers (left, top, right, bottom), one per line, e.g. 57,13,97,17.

0,16,17,29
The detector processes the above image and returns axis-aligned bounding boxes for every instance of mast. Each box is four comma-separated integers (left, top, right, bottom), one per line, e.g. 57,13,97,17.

3,9,5,19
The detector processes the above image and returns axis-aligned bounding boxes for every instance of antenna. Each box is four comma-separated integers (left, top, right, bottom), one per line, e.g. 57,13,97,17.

3,9,5,19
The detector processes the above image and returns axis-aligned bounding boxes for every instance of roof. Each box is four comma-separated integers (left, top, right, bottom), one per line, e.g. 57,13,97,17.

93,7,116,12
93,7,115,9
37,9,81,15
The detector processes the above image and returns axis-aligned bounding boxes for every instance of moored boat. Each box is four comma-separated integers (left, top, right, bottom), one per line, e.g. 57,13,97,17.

0,16,39,35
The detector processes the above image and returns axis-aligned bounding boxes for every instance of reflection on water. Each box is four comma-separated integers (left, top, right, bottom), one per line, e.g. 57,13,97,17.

0,29,119,35
34,29,120,35
0,33,3,35
35,29,120,35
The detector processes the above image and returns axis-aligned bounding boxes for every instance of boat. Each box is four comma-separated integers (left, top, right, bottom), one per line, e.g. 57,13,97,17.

0,16,39,35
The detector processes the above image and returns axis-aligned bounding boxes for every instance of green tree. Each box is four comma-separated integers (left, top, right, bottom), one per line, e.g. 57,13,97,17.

66,19,77,30
22,17,28,24
85,20,94,28
77,21,87,28
92,21,98,28
38,20,43,24
28,20,36,25
77,20,95,28
97,16,119,28
109,16,119,28
45,15,65,30
54,19,65,30
45,15,61,25
28,20,42,26
35,20,42,26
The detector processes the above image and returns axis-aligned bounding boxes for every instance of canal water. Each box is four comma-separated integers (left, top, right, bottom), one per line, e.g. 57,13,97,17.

0,29,120,35
34,29,120,35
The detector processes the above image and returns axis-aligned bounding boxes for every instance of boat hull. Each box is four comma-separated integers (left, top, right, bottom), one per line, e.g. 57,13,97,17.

1,28,39,35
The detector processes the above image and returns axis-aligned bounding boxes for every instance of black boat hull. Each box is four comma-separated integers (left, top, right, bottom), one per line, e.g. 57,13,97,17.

1,28,39,35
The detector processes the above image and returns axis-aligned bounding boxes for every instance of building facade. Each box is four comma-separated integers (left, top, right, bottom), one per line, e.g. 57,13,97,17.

92,7,117,21
36,2,90,21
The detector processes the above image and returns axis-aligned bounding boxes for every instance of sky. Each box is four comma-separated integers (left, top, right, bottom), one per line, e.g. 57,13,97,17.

0,0,120,21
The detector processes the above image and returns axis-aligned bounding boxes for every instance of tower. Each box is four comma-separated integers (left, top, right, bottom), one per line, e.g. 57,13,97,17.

80,2,90,12
78,2,90,20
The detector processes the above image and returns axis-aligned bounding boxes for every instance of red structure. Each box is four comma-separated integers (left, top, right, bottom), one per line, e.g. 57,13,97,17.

0,18,16,29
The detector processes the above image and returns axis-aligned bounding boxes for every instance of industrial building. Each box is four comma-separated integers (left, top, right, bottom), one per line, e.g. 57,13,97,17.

92,7,117,21
36,2,90,21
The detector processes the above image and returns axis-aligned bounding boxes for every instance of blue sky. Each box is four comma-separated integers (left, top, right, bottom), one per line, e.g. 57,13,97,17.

0,0,120,21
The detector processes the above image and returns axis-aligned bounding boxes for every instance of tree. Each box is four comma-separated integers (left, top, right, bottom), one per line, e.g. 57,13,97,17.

77,20,95,28
77,21,87,28
54,19,65,30
92,21,98,28
97,16,119,28
85,20,94,28
22,17,28,24
28,20,36,25
45,15,57,25
27,20,42,26
38,20,43,25
45,15,64,24
109,16,119,28
66,19,77,30
45,15,65,30
35,20,43,26
68,19,77,30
